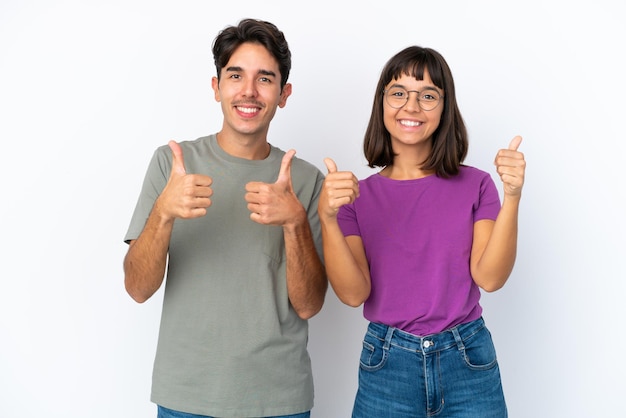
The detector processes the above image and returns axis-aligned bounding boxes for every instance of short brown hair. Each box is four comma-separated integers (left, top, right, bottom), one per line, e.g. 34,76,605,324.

212,18,291,91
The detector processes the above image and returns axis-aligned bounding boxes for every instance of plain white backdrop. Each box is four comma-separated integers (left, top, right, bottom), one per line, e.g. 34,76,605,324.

1,1,624,417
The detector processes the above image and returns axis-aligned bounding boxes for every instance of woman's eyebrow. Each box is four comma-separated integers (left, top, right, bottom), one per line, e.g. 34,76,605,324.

387,82,438,91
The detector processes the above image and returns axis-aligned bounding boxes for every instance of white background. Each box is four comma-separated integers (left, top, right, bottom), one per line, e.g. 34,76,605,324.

1,1,624,417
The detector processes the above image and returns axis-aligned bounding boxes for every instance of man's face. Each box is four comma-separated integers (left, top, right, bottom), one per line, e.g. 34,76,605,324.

212,42,291,138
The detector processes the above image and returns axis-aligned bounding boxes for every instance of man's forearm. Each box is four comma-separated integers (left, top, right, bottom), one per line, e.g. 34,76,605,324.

124,208,174,303
283,219,327,320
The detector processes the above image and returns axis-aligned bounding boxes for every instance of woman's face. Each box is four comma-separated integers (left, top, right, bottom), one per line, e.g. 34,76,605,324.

382,68,444,151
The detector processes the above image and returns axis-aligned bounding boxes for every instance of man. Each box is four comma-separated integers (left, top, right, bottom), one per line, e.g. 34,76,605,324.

123,19,327,418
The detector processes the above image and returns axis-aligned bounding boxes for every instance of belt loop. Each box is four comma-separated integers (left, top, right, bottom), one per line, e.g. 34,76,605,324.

451,326,465,351
383,325,394,350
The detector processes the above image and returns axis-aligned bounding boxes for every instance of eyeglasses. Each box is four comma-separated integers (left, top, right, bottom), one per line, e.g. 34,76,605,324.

383,86,443,111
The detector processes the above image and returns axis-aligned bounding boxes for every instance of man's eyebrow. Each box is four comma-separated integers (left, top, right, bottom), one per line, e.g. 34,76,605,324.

224,66,276,78
225,66,243,73
258,69,276,77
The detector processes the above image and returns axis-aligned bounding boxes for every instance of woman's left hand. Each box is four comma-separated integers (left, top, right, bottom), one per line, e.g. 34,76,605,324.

495,135,526,197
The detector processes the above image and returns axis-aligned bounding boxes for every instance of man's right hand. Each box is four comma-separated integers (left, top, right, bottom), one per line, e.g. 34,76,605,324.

157,140,213,220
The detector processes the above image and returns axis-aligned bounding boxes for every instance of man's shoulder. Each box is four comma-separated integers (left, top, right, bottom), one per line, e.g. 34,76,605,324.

269,145,322,176
293,155,322,174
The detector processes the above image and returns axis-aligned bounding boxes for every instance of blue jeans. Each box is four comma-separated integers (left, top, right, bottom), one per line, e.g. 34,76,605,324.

352,317,507,418
157,405,310,418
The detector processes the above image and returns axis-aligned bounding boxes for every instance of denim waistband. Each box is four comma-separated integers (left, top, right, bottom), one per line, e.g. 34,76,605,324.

366,317,486,354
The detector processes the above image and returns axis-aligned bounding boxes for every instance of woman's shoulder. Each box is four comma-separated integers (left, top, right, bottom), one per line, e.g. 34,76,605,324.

458,164,492,180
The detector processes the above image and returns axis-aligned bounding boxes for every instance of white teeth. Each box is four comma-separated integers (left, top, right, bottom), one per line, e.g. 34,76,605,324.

237,107,258,114
400,120,422,127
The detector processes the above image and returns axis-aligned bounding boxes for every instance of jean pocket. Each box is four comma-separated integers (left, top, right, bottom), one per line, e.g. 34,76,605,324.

359,332,388,371
459,325,498,371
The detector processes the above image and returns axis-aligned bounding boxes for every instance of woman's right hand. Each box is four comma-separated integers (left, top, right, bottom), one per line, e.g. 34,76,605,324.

318,158,360,221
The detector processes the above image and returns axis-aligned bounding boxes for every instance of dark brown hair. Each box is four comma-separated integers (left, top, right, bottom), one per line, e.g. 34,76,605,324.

363,46,468,178
212,18,291,91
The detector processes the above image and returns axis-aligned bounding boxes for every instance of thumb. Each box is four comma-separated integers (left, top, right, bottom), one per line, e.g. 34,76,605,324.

323,157,338,174
168,140,187,176
508,135,523,151
276,149,295,185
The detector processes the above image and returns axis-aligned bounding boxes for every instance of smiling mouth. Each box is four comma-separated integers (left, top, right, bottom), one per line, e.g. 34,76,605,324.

400,120,422,127
236,106,260,115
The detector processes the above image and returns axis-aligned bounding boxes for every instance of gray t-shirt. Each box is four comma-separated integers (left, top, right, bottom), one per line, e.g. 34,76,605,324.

124,135,325,417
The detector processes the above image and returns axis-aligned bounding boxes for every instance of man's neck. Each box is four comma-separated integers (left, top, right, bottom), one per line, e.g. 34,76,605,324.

215,131,271,160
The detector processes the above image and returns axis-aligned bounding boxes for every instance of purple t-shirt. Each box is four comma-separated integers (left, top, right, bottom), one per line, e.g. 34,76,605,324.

337,166,501,335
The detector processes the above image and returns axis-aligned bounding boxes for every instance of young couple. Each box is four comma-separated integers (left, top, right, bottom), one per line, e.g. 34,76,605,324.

124,18,525,418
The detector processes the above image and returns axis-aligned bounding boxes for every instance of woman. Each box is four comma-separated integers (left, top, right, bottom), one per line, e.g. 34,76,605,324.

318,46,525,417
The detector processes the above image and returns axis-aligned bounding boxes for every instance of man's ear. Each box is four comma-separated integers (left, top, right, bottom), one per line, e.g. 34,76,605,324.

211,76,220,102
278,82,292,108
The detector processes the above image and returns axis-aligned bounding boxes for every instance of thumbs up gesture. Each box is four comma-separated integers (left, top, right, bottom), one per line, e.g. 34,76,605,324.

245,149,304,226
157,140,213,220
494,135,526,197
318,157,360,220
